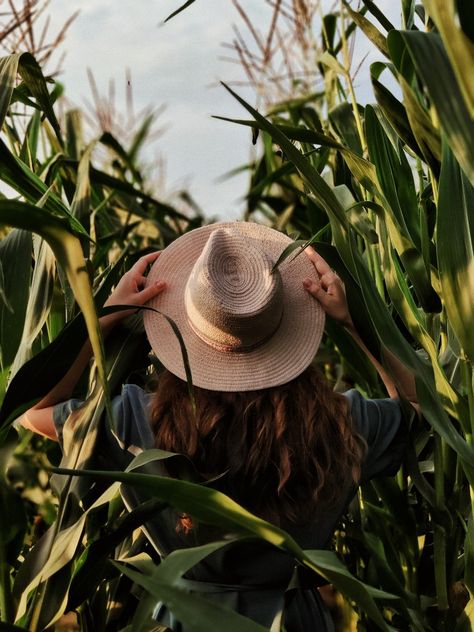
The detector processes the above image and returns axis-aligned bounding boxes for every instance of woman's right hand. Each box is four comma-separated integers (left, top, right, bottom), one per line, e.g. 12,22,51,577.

303,247,353,328
103,251,166,324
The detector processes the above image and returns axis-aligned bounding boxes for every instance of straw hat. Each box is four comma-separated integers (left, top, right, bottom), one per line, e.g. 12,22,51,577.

144,222,325,391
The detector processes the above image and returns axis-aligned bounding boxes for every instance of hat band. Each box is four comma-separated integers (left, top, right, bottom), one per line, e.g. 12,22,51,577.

186,309,284,353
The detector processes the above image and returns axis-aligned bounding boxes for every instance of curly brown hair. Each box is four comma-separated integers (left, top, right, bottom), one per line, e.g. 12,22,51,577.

150,365,365,525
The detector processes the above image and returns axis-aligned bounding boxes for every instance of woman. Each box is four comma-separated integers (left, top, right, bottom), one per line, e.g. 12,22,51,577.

20,222,416,630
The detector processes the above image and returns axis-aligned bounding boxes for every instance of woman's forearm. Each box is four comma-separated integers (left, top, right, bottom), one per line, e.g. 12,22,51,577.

32,314,118,409
343,321,398,399
344,320,418,405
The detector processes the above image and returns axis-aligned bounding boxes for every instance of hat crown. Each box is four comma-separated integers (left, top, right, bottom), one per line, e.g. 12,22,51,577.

185,228,283,351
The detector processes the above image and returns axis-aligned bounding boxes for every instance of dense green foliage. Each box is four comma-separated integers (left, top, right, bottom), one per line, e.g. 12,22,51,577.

0,0,473,630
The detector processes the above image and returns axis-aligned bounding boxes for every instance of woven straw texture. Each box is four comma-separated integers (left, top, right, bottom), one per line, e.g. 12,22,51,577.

144,222,325,392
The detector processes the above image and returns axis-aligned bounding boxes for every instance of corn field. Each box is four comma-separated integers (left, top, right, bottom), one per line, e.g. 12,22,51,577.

0,0,473,630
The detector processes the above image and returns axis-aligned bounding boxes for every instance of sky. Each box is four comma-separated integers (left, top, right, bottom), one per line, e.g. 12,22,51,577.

46,0,401,220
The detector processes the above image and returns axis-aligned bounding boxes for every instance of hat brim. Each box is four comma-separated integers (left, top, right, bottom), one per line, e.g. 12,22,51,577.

144,222,325,391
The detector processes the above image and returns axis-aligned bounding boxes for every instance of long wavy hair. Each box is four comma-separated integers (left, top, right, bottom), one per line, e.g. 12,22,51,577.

150,365,365,525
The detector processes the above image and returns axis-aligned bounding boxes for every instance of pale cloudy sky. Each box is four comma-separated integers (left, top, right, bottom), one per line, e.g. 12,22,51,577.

46,1,401,220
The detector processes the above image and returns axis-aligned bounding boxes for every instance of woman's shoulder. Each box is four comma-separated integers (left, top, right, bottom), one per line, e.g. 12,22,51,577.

110,384,155,454
52,384,155,455
343,389,403,434
342,388,408,481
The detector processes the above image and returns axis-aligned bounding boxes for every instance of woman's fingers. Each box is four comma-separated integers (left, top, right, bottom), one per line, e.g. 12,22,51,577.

139,280,167,303
319,270,341,290
304,246,332,275
132,251,161,275
303,278,331,308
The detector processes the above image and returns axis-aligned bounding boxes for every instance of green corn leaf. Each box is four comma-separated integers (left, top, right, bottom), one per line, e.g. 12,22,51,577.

437,140,474,364
0,53,62,144
53,465,396,630
65,159,190,223
370,63,424,161
215,106,376,213
365,105,441,313
397,75,441,174
164,0,197,23
329,102,363,156
115,561,269,632
20,110,41,167
0,139,88,237
13,479,121,626
0,200,108,420
360,0,395,31
16,53,62,145
100,132,143,184
0,312,88,430
9,236,55,381
0,54,23,130
453,598,474,632
422,0,474,117
0,229,31,372
0,623,29,631
377,221,468,434
70,141,95,220
128,112,156,165
388,30,474,185
342,0,389,57
65,108,83,160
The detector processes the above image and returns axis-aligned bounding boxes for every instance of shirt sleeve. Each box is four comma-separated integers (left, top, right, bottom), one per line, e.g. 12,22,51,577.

52,398,84,444
344,389,408,482
52,384,155,462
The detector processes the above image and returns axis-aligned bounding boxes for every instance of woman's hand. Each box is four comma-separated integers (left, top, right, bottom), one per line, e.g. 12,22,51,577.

303,247,353,327
103,251,166,324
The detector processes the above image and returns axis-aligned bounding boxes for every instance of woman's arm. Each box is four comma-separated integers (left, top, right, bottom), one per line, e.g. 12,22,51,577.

303,247,418,408
18,251,166,440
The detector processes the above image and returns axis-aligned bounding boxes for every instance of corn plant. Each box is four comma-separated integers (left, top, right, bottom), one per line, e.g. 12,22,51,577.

1,0,474,630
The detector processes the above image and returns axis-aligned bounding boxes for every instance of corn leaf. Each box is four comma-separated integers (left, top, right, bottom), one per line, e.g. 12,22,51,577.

164,0,197,23
342,0,389,57
0,200,108,418
437,140,474,363
53,465,395,630
0,139,88,236
0,54,22,130
365,105,441,313
422,0,474,117
9,236,56,381
16,53,63,145
388,31,474,185
0,229,31,371
115,561,269,632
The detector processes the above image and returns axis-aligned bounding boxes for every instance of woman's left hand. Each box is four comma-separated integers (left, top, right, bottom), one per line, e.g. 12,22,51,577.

103,251,166,322
303,247,353,327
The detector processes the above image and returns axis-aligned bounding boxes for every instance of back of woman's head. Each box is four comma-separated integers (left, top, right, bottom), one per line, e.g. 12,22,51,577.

151,366,364,525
